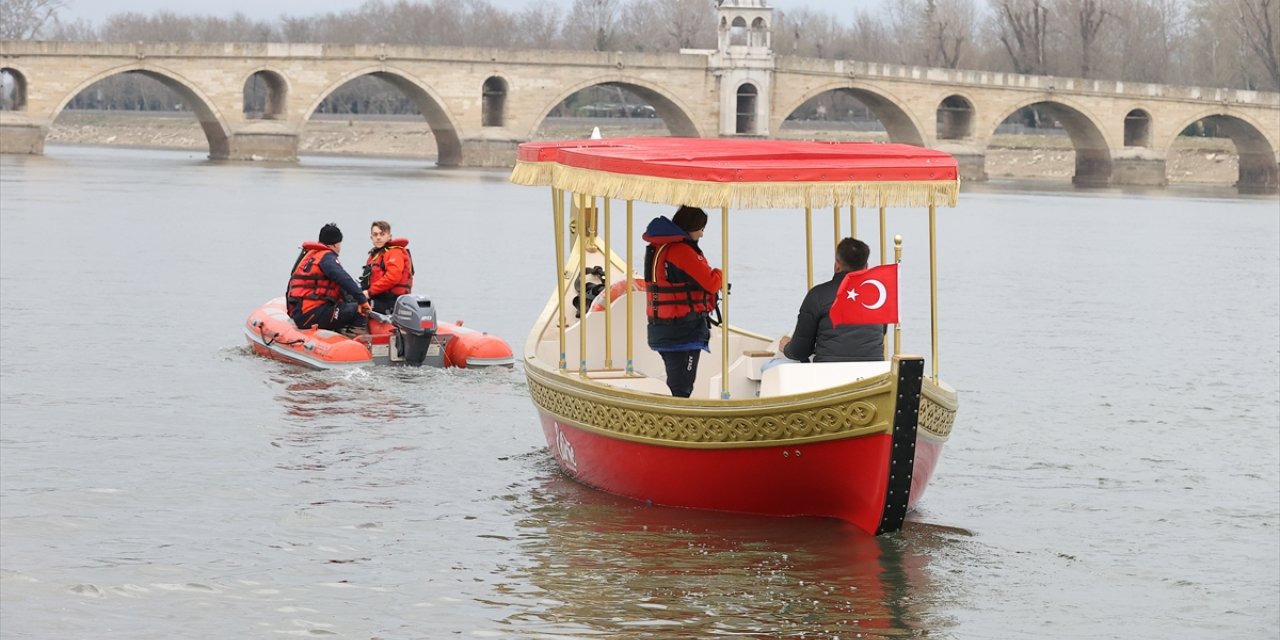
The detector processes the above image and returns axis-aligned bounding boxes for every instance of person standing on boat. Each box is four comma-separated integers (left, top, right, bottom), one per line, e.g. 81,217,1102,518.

643,206,724,398
360,220,414,316
779,237,884,363
286,223,369,331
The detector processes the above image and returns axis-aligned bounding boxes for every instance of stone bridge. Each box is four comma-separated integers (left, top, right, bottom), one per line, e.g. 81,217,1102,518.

2,3,1277,192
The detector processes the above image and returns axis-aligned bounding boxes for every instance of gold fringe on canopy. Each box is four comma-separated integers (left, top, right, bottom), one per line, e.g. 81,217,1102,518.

510,161,555,186
510,162,959,209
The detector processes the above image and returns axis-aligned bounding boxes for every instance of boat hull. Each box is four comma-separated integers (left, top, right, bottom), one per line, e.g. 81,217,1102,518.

244,297,514,370
526,356,952,535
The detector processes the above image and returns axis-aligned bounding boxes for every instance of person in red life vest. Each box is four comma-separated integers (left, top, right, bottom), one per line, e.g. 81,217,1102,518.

285,223,369,331
779,237,885,363
642,206,724,398
360,220,414,315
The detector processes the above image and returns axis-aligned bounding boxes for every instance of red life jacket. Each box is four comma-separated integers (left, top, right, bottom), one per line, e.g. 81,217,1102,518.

286,242,342,312
643,241,716,323
363,239,414,297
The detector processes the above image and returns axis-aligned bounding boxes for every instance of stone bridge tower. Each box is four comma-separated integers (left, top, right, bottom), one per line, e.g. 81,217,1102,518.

711,0,774,137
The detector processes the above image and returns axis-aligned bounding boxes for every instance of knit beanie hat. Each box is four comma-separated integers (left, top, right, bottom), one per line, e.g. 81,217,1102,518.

319,223,343,245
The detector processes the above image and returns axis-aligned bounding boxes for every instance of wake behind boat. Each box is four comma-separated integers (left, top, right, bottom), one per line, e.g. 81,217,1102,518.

244,294,513,370
510,137,959,535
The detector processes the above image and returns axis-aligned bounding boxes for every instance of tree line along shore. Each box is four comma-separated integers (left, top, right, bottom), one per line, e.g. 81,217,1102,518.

43,111,1240,186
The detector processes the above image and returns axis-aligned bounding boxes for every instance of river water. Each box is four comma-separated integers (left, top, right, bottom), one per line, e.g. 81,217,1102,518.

1,146,1277,639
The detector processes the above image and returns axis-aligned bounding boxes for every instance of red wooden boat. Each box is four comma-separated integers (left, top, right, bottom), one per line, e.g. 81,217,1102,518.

510,137,959,535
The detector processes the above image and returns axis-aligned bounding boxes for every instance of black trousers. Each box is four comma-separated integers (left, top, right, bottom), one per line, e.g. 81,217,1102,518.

660,350,701,398
292,302,361,331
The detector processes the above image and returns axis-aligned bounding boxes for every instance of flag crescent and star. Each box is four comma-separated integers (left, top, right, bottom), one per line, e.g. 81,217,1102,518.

829,264,899,326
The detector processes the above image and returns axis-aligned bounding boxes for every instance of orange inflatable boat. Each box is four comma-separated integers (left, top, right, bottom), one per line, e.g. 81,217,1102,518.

244,295,514,370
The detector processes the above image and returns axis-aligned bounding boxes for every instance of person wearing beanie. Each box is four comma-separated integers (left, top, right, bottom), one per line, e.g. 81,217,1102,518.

285,223,369,331
641,205,723,398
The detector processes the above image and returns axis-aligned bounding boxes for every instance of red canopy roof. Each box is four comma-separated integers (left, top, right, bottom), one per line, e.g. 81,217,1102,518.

511,137,959,209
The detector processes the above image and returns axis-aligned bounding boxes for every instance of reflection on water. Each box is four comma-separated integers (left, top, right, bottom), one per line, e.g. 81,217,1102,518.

501,472,958,638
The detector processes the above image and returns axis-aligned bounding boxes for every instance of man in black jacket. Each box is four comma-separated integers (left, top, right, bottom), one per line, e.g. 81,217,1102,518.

779,237,885,362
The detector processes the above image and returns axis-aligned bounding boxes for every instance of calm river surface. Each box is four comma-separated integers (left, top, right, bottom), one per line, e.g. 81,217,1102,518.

2,146,1277,639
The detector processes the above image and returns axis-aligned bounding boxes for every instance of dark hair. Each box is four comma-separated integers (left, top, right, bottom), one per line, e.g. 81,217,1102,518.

836,237,870,271
671,205,708,234
371,220,391,234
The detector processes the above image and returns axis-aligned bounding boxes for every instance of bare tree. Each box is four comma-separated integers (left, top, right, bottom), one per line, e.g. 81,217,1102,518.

992,0,1052,74
925,0,978,68
655,0,716,50
0,0,66,39
563,0,621,51
515,1,564,49
1054,0,1109,77
1236,0,1280,89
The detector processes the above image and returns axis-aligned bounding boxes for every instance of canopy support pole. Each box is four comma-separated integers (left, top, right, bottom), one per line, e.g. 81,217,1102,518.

625,200,634,376
577,194,588,376
850,204,857,240
721,206,730,400
804,206,813,290
554,188,567,372
603,197,613,370
928,201,939,380
833,205,841,249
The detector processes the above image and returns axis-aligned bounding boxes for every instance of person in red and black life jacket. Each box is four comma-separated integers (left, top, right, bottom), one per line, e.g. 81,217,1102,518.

642,205,724,398
779,237,885,363
360,220,414,316
285,223,370,331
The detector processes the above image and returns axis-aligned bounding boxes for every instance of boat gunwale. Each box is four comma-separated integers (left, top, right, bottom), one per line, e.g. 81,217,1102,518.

524,356,904,449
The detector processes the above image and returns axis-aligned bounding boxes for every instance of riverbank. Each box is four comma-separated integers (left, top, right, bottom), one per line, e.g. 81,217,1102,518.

43,111,1240,184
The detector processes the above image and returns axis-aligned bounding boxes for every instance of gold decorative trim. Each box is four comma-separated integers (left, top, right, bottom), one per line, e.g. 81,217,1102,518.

510,162,960,209
510,160,553,186
920,395,956,439
526,365,895,449
919,379,958,440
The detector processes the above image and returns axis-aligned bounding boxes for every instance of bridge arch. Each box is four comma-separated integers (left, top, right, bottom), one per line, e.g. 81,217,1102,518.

242,67,290,120
936,93,977,140
987,97,1113,187
52,64,232,158
482,75,508,127
530,75,702,139
774,83,927,146
1123,108,1152,148
1168,110,1279,192
1,67,28,111
303,66,463,166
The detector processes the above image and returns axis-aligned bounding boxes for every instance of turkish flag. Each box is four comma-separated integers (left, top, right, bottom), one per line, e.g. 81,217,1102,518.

829,264,899,326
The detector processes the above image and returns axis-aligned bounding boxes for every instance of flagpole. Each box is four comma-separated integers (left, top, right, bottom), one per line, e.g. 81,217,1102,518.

625,200,634,376
602,198,613,370
880,205,889,360
928,201,939,380
894,235,902,357
554,188,566,372
850,204,857,240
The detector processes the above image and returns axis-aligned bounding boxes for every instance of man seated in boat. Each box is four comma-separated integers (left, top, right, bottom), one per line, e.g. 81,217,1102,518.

285,223,371,331
642,206,724,397
778,237,884,363
360,220,414,317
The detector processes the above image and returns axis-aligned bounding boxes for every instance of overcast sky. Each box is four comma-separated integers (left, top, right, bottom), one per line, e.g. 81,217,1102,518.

58,0,890,26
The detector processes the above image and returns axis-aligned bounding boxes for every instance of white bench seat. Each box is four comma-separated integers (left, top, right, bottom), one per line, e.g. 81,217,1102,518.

759,361,891,397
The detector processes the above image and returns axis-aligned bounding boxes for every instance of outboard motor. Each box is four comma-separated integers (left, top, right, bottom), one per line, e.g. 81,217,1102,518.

391,294,442,366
